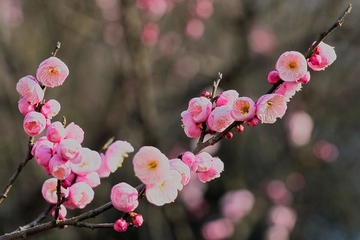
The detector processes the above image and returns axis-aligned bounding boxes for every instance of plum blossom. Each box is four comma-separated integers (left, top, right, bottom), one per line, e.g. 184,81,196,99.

23,111,47,137
18,97,35,115
145,170,183,206
216,90,239,107
97,153,111,178
41,178,69,204
49,154,71,180
111,182,139,212
46,121,66,143
308,42,336,71
275,82,302,102
275,51,307,82
181,110,202,138
187,97,212,122
131,213,144,227
231,97,256,121
32,136,54,166
256,94,287,124
65,122,84,143
56,138,82,161
66,182,94,209
181,151,196,168
192,151,213,173
36,57,69,88
197,157,224,183
70,148,101,176
207,106,234,132
169,158,191,187
76,172,101,188
133,146,170,185
105,140,134,173
16,75,44,105
41,99,61,119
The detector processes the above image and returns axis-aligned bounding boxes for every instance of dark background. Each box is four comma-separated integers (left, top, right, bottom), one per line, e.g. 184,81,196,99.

0,0,359,239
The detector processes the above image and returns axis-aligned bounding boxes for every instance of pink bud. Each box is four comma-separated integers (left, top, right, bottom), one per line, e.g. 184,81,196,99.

16,75,44,105
18,97,35,115
46,121,66,143
111,182,139,212
246,116,259,126
61,179,71,189
51,205,67,220
131,213,144,227
41,99,61,119
36,57,69,88
225,132,233,139
114,218,128,232
181,151,196,168
23,111,47,136
307,42,336,71
201,91,211,98
236,124,245,133
298,71,311,84
267,70,281,84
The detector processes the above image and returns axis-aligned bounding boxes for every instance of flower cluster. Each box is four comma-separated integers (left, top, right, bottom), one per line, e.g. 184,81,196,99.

181,43,336,136
17,56,134,219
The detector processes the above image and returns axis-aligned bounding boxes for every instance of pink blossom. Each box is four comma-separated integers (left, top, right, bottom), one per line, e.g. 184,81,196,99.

216,90,239,107
181,110,202,138
114,218,128,232
197,157,224,183
76,172,101,188
267,70,281,84
201,218,234,240
67,182,94,209
231,97,256,121
275,82,302,102
110,182,139,212
56,138,82,161
256,94,287,124
131,213,144,227
49,154,71,180
32,136,54,166
221,189,255,222
181,151,196,168
23,111,47,136
65,122,84,143
97,153,111,178
18,97,35,115
308,42,336,71
36,57,69,88
41,178,69,204
275,51,307,82
51,204,67,220
207,106,234,132
41,99,61,119
133,146,170,185
46,121,66,143
298,71,311,84
105,140,134,173
187,97,212,122
192,152,213,172
16,75,44,105
70,148,101,176
169,158,191,187
146,170,182,206
195,0,213,19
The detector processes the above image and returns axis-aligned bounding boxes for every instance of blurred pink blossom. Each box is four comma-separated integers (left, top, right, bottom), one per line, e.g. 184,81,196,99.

266,180,293,205
221,189,255,222
186,18,204,39
201,218,235,240
195,0,214,19
0,0,23,28
265,225,290,240
269,205,297,231
286,111,313,147
142,22,159,46
248,24,277,56
313,140,339,162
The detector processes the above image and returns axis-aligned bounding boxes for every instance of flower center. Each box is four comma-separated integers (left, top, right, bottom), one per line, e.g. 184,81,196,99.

288,61,297,69
148,160,158,169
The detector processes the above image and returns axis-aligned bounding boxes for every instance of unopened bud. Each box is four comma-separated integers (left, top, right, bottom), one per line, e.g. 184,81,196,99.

246,116,259,127
235,124,245,133
225,132,233,139
201,91,211,98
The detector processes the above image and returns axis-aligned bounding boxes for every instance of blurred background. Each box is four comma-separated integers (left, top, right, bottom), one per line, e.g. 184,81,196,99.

0,0,359,239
